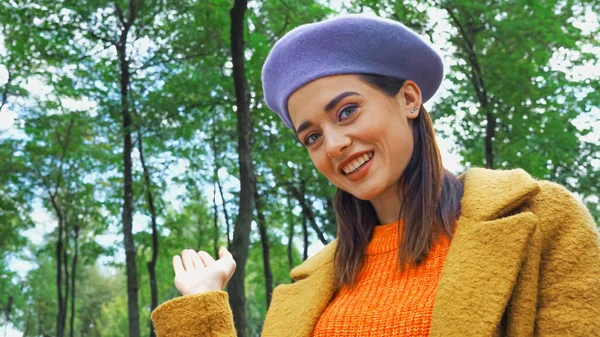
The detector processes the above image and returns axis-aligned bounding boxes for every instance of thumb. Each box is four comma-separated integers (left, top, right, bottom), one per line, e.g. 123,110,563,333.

218,247,236,277
219,246,233,260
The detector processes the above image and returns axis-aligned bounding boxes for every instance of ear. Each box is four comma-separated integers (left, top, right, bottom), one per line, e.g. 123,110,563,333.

396,80,422,120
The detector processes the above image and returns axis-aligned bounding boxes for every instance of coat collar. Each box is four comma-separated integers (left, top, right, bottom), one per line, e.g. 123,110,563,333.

457,167,541,221
262,168,541,337
430,168,541,336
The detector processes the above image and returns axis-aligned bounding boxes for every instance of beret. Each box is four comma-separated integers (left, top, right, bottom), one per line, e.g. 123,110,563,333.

261,14,444,129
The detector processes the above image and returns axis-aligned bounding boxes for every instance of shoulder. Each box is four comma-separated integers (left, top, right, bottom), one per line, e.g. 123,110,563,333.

528,180,598,238
530,180,590,215
459,167,541,220
459,167,597,229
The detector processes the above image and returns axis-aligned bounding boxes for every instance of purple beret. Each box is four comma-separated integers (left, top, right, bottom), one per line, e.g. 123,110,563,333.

261,14,444,129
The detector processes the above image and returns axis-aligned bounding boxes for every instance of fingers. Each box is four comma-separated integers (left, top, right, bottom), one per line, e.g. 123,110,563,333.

198,251,215,266
176,248,232,274
217,247,236,278
218,247,233,260
191,250,205,269
172,255,185,276
182,249,195,271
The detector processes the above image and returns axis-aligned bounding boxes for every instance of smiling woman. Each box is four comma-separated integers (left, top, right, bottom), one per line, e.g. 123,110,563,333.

151,14,600,337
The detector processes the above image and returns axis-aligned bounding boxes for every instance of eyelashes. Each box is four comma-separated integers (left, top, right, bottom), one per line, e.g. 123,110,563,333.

303,103,360,146
337,104,358,121
304,133,320,145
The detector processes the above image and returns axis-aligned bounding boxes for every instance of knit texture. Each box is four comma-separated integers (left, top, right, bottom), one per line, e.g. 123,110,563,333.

312,221,450,336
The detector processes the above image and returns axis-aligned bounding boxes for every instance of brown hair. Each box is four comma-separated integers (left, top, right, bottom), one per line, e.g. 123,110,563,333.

333,74,464,287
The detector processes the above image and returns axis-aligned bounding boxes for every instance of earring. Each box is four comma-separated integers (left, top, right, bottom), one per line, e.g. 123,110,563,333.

411,106,419,113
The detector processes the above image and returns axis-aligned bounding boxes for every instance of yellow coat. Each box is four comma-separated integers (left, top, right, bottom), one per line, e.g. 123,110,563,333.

151,168,600,336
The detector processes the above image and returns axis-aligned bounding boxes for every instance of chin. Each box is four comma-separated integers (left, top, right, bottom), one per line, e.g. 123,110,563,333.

345,185,383,201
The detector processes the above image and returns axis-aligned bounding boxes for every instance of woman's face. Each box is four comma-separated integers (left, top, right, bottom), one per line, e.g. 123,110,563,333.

288,74,421,202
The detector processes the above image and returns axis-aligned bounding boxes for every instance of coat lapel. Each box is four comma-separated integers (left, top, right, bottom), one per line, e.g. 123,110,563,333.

261,241,338,337
431,168,541,336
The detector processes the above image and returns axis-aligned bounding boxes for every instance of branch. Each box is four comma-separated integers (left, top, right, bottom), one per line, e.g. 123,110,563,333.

285,183,329,245
54,118,76,192
113,2,126,26
86,29,117,46
127,0,138,26
138,49,214,70
36,165,55,200
272,11,290,42
138,0,163,32
0,70,12,113
443,5,489,106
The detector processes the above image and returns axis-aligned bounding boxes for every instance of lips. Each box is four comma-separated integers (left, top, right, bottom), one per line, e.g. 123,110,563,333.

338,150,375,175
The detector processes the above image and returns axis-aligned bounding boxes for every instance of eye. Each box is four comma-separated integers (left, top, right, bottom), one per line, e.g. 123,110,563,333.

338,104,358,121
304,133,321,146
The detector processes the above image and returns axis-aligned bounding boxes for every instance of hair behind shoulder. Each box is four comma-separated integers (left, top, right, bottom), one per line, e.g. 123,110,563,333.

333,74,464,287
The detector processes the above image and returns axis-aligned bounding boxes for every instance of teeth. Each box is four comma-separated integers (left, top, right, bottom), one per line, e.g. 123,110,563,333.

343,152,374,174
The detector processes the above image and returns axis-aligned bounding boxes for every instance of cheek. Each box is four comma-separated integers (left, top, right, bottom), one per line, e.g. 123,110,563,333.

381,117,414,163
391,127,415,166
308,151,332,176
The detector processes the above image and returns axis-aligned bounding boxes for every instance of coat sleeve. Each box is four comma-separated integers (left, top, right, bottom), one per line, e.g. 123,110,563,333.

151,291,237,337
533,181,600,336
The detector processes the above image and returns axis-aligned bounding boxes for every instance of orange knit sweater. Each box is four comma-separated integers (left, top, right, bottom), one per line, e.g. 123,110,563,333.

312,221,451,336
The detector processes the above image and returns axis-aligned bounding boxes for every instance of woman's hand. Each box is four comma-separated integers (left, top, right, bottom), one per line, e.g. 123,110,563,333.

172,247,237,296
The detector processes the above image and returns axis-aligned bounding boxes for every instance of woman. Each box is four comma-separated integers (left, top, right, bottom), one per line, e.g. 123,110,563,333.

151,15,600,336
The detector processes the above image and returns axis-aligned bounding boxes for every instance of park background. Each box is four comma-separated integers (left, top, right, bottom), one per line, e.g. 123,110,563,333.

1,0,599,336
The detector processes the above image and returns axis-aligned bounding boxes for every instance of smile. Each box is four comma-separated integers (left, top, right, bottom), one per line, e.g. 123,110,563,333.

342,151,374,174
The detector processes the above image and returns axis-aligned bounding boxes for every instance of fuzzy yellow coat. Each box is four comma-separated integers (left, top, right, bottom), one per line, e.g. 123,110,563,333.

151,168,600,336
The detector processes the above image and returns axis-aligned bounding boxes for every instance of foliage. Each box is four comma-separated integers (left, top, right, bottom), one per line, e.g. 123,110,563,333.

0,0,598,336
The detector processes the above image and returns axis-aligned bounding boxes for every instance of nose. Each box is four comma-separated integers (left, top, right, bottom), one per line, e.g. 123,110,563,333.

325,128,351,157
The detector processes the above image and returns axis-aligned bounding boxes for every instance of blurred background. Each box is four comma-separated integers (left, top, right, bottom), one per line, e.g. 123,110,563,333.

0,0,598,336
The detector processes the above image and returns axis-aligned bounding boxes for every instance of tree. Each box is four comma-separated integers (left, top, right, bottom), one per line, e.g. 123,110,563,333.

228,1,256,335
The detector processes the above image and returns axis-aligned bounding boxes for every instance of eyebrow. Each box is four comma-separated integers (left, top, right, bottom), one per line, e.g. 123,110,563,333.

295,91,360,135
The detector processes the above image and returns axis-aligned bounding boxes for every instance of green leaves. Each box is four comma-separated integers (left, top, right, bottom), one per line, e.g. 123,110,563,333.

1,0,598,335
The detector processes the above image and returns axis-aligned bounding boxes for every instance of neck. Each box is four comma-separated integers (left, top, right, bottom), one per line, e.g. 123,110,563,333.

369,187,403,225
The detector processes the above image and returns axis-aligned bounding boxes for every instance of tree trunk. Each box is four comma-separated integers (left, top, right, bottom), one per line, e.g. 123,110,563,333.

5,295,13,333
62,218,70,337
229,0,255,335
211,127,231,248
325,197,336,236
22,307,31,337
52,199,65,337
48,119,74,337
254,189,273,308
286,193,295,278
136,129,159,337
211,125,220,257
302,209,309,261
444,6,494,168
485,112,495,169
197,190,205,251
118,14,141,336
69,225,79,337
46,119,75,337
217,177,231,248
287,184,329,246
213,181,220,258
